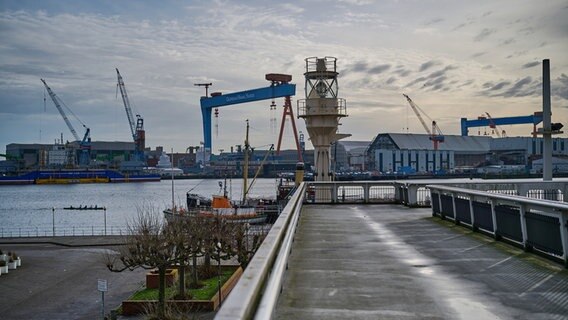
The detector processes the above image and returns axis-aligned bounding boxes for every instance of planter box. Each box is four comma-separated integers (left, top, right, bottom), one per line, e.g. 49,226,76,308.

122,266,243,315
146,268,178,289
8,261,17,270
0,265,8,274
16,258,21,267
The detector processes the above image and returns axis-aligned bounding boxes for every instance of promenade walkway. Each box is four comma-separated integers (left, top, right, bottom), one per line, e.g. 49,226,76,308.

0,236,146,319
275,204,568,320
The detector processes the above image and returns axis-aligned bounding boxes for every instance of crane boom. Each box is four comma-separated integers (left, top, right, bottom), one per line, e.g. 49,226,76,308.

116,68,137,141
403,93,444,150
41,79,81,141
485,112,502,138
403,94,432,135
116,68,145,162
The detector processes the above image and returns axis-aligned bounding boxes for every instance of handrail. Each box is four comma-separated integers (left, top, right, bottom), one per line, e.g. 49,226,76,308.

427,184,568,211
255,183,305,319
215,182,307,319
427,184,568,266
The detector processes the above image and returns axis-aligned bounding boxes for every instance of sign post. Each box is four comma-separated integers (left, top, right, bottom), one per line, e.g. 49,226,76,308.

98,279,108,319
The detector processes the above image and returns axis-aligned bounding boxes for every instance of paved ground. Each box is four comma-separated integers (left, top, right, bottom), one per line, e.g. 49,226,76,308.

0,240,146,319
275,204,568,320
0,237,219,319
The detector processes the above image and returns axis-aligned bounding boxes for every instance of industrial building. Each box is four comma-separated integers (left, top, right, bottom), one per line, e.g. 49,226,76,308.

330,133,568,175
5,141,137,170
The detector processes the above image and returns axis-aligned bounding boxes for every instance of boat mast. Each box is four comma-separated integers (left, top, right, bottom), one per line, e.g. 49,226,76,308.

242,119,250,204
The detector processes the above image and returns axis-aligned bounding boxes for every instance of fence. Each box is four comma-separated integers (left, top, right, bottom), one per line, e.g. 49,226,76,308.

301,179,568,207
0,225,129,238
428,184,568,267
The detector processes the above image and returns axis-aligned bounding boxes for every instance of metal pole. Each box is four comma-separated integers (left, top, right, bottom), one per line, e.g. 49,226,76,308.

171,148,175,212
104,208,107,236
52,207,55,237
543,59,552,181
217,242,222,306
101,291,105,320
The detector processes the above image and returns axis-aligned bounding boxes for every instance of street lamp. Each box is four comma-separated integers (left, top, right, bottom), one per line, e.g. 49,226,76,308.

217,241,222,306
52,207,55,237
103,207,107,236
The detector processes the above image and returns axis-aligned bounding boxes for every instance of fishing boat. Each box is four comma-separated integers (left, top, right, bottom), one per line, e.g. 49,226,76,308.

164,120,277,224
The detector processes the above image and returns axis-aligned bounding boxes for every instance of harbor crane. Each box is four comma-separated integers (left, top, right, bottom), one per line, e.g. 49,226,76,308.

403,94,444,150
116,68,145,162
41,79,91,166
484,112,505,137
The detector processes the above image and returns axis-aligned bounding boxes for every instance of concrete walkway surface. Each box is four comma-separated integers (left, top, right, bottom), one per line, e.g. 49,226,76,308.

275,204,568,320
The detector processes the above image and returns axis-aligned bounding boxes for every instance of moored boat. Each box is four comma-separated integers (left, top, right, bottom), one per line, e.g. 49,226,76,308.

165,120,278,224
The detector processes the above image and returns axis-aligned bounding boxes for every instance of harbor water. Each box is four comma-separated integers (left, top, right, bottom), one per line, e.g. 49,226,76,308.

0,178,279,237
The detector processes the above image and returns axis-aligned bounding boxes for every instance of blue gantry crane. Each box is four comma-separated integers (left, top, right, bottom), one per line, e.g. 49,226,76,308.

460,112,543,137
41,79,91,166
199,76,296,155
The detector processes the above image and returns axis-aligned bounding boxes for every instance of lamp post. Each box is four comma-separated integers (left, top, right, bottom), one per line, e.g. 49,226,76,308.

52,207,55,236
217,241,222,306
103,207,107,236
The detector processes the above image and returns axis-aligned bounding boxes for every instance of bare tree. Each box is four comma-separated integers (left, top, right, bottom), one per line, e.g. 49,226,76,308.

105,210,177,318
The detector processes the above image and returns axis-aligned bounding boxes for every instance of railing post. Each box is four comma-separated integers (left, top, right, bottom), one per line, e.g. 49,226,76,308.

469,196,476,231
519,204,531,252
489,199,500,240
363,183,369,203
407,184,418,207
394,183,402,203
559,211,568,267
452,192,459,225
331,183,337,203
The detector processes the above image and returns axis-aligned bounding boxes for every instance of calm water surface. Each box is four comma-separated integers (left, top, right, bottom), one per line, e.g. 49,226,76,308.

0,178,278,236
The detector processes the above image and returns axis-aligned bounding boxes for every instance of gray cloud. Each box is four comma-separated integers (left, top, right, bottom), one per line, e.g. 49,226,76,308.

424,18,444,26
522,61,540,69
385,77,397,84
480,77,539,98
419,60,440,72
405,76,426,87
553,74,568,99
368,64,391,74
472,52,487,58
394,69,411,77
502,77,535,97
351,62,368,72
500,38,515,46
488,81,511,91
457,79,475,88
474,28,496,41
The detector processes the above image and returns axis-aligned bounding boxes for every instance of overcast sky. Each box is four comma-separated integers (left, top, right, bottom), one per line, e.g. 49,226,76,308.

1,0,567,154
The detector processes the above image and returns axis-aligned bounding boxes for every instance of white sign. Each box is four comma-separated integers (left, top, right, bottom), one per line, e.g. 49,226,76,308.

97,279,108,292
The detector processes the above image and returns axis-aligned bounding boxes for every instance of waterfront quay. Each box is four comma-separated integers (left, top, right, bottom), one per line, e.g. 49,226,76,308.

217,179,568,320
0,236,146,320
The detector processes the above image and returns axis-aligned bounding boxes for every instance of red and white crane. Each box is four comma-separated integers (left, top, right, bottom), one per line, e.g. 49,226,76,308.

403,94,445,150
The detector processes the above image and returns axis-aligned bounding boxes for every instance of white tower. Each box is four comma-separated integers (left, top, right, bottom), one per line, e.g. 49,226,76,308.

298,57,349,181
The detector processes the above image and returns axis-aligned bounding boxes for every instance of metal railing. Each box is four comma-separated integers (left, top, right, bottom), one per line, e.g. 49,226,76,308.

302,181,398,204
215,182,306,319
0,226,128,238
428,184,568,266
299,179,568,207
